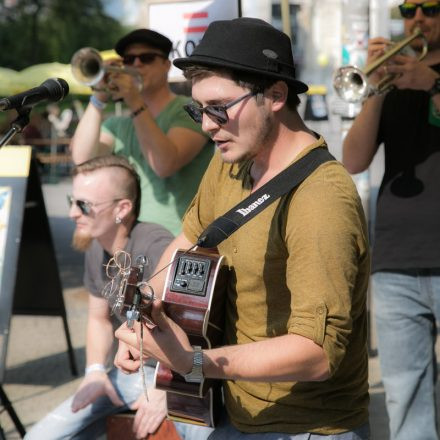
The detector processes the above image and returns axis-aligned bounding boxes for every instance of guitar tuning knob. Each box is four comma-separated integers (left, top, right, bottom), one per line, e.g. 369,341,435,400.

137,281,155,305
135,255,149,267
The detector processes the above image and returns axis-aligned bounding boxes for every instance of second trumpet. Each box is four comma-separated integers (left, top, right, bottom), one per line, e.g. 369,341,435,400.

333,27,427,103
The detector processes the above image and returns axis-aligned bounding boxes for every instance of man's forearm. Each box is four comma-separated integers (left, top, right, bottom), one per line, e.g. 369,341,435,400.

86,316,115,367
70,101,108,164
132,110,207,178
342,94,384,174
201,334,330,383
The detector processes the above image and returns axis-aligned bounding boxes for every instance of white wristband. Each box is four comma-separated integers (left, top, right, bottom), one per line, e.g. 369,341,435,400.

85,363,106,375
90,95,107,110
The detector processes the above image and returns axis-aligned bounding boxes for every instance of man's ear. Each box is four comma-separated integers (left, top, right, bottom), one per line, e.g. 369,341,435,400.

269,81,288,111
115,199,133,221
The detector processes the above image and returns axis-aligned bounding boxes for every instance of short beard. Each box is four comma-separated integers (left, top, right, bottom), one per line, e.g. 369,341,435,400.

72,228,93,252
237,112,274,163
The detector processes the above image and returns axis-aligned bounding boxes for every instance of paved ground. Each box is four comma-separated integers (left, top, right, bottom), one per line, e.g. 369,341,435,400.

0,112,409,439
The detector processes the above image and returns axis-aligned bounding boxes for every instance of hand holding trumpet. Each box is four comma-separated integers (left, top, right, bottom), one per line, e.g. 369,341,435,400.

71,47,143,102
333,27,428,102
367,36,438,92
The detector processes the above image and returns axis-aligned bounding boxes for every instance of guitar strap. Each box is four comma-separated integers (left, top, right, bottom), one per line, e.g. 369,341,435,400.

197,146,335,248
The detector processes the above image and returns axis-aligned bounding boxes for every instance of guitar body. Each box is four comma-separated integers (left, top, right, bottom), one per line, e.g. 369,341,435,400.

154,249,227,427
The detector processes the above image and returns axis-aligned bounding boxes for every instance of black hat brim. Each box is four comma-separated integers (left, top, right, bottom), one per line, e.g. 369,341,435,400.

173,55,309,95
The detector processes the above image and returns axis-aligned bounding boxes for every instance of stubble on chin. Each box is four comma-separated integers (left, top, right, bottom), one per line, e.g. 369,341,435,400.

72,228,93,252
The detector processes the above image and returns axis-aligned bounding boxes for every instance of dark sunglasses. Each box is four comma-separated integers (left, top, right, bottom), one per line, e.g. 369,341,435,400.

399,1,440,18
183,92,255,125
122,52,166,65
67,195,120,216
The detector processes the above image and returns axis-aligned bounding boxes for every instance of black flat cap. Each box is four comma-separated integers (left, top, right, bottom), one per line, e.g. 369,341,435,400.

115,29,172,57
174,17,308,94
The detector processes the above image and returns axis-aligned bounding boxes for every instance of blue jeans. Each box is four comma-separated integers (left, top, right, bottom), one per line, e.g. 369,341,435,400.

373,269,440,440
176,410,369,440
24,366,154,440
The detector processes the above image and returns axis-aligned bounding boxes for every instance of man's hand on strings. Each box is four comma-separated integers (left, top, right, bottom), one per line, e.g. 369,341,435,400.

114,340,142,374
115,299,194,376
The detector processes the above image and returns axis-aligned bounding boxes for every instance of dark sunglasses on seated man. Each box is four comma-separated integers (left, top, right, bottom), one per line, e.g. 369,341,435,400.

399,1,440,19
122,52,166,65
67,195,121,216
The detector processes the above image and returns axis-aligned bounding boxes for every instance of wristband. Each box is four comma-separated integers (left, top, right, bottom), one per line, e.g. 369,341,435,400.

131,105,147,118
90,95,107,110
85,363,106,375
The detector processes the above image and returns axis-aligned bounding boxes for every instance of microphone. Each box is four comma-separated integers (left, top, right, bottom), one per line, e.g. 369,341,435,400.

0,78,69,111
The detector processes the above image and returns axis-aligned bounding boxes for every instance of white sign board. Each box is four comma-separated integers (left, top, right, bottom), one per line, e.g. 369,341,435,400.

147,0,240,81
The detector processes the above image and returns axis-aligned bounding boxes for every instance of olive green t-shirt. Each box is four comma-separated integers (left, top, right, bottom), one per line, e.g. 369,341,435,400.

182,138,370,434
103,95,213,236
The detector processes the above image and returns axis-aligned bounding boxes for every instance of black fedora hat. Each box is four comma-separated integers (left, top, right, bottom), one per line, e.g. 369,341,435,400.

115,29,172,57
173,17,308,94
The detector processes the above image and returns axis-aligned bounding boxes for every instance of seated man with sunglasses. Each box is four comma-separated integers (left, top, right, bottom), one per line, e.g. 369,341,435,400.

25,155,174,440
343,2,440,439
70,28,213,236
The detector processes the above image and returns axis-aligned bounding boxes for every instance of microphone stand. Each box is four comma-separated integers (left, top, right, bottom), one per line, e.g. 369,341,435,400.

0,105,30,438
0,106,31,148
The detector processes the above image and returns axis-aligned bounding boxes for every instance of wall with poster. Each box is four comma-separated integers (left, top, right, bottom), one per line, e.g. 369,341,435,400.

145,0,241,81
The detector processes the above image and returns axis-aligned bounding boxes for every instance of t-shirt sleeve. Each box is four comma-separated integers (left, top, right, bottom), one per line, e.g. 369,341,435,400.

158,96,208,138
141,227,174,278
101,115,118,136
285,166,369,375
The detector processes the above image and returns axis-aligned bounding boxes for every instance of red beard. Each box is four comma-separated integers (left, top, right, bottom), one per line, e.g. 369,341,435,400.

72,228,93,252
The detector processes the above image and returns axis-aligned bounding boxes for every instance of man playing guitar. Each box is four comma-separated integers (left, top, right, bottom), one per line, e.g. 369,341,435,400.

115,18,371,440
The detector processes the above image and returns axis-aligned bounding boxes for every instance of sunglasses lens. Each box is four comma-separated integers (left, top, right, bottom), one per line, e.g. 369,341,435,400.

77,200,90,215
399,2,440,17
123,53,162,65
423,2,440,16
139,53,158,64
122,55,135,65
183,104,203,123
67,196,91,215
206,107,228,125
400,3,417,17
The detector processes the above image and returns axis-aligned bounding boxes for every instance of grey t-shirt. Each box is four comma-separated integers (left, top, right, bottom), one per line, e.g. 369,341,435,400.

84,221,173,330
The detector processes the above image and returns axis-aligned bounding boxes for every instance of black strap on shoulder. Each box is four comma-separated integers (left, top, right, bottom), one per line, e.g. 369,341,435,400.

197,147,335,248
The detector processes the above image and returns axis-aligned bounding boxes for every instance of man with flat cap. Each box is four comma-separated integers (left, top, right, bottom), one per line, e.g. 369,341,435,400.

70,28,213,236
115,17,371,439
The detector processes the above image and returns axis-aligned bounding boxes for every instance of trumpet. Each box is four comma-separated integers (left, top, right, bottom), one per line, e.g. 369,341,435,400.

333,27,428,103
71,47,143,93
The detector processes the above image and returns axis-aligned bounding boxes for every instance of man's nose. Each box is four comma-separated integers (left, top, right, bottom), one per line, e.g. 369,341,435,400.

202,112,221,132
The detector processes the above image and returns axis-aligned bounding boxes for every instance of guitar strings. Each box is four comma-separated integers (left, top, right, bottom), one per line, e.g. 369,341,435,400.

135,244,200,404
139,322,149,402
143,243,199,284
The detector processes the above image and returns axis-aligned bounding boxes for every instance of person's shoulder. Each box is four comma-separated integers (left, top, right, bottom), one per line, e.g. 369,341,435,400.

132,221,174,239
164,95,190,113
84,239,104,264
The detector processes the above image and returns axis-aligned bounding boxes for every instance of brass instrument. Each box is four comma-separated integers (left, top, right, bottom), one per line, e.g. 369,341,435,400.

70,47,143,92
333,27,428,103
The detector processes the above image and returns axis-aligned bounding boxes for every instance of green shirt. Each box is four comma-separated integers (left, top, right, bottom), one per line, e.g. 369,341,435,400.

103,95,213,235
183,138,370,434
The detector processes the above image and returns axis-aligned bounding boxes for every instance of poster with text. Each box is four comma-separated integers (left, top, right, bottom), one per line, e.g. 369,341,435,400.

147,0,240,81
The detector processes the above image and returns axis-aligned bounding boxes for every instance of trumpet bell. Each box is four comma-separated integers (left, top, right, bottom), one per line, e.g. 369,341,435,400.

71,47,105,86
333,66,370,103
